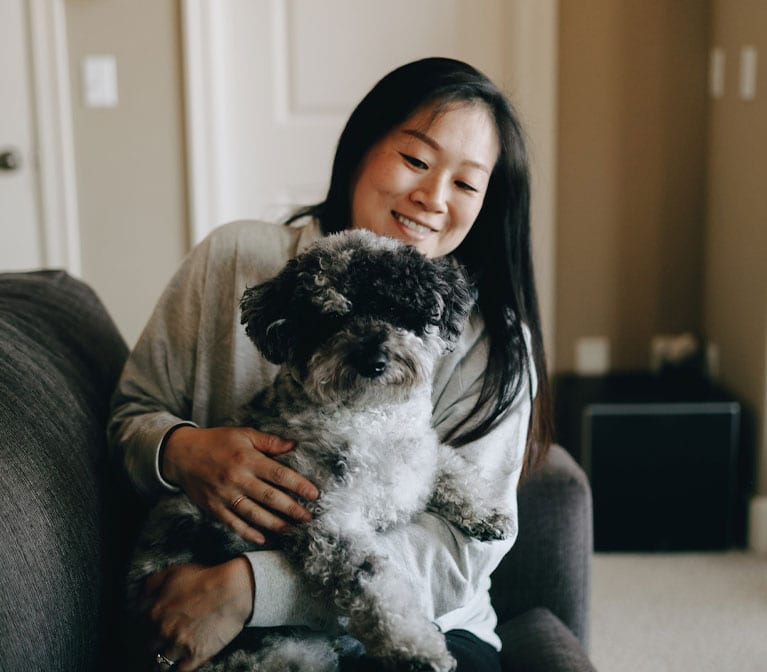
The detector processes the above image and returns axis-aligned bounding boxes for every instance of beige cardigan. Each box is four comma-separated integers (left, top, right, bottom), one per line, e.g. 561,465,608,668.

108,219,535,650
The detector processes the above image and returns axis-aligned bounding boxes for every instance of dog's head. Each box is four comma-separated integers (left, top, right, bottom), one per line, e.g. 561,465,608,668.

240,229,474,405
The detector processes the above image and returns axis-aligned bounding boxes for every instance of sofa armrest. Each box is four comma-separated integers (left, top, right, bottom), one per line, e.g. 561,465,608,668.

497,607,596,672
0,271,129,670
490,444,593,649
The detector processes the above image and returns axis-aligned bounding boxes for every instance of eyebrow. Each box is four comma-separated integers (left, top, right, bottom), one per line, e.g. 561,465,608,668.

401,129,491,174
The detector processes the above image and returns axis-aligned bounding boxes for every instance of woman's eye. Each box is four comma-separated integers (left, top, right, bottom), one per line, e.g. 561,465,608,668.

401,154,427,169
456,180,478,193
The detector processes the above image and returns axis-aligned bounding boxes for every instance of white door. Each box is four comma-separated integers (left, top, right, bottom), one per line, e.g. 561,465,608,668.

0,0,43,271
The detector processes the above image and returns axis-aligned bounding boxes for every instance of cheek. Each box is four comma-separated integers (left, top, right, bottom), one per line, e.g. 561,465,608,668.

364,148,413,194
352,161,408,228
453,199,483,235
432,200,482,256
368,160,406,197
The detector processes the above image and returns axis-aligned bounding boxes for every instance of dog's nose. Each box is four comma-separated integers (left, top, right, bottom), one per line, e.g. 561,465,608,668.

352,342,389,378
363,355,388,378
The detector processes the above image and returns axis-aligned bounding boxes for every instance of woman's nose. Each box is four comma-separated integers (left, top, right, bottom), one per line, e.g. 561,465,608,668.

412,175,448,212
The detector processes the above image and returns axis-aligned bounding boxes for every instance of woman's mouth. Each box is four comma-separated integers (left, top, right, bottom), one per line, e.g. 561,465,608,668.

392,211,434,237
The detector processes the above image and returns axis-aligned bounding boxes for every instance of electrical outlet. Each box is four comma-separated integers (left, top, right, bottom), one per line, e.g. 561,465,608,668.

575,336,610,375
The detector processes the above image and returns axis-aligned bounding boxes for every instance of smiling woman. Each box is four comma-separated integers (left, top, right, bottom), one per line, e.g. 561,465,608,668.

293,57,549,459
109,57,553,672
350,102,500,259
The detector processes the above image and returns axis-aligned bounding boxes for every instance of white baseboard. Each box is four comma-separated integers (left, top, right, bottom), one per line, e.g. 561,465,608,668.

748,496,767,553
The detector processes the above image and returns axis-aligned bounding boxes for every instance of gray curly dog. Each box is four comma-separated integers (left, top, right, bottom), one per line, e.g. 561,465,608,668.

128,230,512,672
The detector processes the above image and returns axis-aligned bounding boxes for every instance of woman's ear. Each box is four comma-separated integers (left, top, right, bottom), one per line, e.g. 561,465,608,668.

239,260,298,364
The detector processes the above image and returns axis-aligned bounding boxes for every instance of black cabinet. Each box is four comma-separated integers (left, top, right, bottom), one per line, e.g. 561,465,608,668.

553,373,743,551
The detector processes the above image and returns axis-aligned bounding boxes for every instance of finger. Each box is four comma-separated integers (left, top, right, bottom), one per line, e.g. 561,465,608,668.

215,505,268,545
244,427,295,455
177,651,214,672
225,494,294,534
252,454,320,501
176,659,201,672
242,479,313,522
244,483,312,531
152,647,184,672
149,630,186,671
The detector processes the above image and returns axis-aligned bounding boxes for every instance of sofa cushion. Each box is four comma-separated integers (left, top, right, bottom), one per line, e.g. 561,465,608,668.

498,607,596,672
0,271,129,670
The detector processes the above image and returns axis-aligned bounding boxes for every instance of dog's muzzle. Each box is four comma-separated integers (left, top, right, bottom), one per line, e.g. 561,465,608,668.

350,339,389,378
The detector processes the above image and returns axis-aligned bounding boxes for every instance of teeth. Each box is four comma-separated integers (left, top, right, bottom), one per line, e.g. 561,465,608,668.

395,213,431,234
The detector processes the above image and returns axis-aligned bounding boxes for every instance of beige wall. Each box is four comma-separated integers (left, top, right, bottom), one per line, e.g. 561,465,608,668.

555,1,709,371
65,0,188,346
704,0,767,495
556,0,767,502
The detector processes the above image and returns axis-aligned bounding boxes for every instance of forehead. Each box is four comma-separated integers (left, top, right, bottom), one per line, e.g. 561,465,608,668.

393,101,500,169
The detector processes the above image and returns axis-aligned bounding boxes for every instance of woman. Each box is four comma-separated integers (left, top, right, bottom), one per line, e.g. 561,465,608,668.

109,57,551,672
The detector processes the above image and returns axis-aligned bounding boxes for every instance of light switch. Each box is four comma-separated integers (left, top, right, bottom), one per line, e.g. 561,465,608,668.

82,55,118,108
740,46,758,101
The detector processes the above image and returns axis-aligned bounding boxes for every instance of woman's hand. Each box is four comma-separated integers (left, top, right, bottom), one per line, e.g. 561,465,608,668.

162,426,319,544
145,558,253,672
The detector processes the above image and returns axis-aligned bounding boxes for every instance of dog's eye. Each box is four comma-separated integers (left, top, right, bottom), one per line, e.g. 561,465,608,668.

389,306,430,335
320,313,344,329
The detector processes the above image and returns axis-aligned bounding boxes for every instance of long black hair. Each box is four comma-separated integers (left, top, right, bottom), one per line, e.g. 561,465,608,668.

287,57,551,476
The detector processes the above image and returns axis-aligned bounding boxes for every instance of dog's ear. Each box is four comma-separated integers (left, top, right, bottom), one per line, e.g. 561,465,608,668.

431,259,475,348
240,259,299,364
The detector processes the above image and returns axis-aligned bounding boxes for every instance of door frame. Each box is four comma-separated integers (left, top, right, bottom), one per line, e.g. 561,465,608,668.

181,0,223,247
26,0,81,274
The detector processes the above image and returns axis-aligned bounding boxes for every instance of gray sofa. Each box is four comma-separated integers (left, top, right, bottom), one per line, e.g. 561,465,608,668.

0,270,595,671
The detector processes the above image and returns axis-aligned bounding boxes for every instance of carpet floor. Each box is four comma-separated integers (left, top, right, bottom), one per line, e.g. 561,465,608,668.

591,551,767,671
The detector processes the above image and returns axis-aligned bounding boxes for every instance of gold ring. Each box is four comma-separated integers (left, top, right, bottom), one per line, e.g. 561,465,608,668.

231,494,247,511
156,652,176,668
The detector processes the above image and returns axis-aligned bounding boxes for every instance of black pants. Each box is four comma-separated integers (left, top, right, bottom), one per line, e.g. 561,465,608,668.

339,629,501,672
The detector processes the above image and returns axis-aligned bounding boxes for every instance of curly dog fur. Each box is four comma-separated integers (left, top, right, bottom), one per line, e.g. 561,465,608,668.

128,230,513,672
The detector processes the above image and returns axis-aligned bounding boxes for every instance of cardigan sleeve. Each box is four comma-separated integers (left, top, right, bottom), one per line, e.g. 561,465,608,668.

107,234,212,498
108,220,312,498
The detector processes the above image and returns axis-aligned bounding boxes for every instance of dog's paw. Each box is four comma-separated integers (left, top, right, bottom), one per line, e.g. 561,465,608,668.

464,510,513,541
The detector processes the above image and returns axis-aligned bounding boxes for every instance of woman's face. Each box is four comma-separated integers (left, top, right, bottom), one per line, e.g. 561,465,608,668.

350,102,500,258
